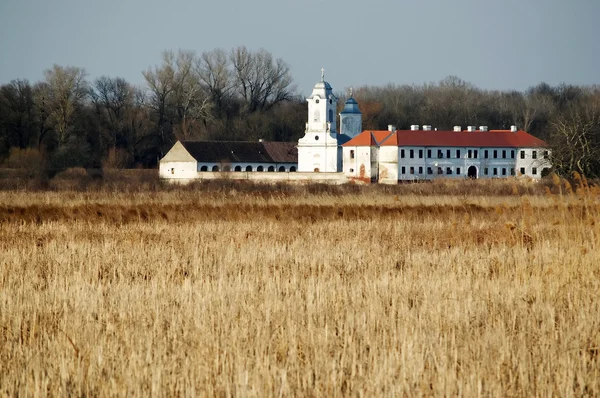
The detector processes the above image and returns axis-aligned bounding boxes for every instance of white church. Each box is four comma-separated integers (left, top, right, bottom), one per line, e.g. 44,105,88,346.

159,71,551,183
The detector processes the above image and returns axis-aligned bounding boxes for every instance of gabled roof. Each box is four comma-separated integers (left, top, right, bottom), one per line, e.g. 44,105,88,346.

343,129,548,148
179,141,297,163
343,130,396,146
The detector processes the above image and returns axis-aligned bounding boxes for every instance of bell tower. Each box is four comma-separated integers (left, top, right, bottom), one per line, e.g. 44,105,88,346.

298,69,340,172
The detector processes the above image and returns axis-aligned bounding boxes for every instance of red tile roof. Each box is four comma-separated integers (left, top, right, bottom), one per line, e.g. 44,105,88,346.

343,129,548,148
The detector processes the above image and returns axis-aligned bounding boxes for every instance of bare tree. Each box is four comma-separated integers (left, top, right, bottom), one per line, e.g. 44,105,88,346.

196,48,232,118
230,46,295,113
38,65,88,146
549,101,600,177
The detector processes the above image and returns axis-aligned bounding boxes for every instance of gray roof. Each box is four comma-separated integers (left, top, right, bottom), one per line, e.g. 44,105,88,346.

180,141,297,163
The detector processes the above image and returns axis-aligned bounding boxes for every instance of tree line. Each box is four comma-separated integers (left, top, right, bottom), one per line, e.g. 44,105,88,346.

1,47,599,177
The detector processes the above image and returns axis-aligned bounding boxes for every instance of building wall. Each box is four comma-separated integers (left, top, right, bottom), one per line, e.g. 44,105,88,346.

297,140,339,173
159,161,198,180
196,162,297,173
163,171,351,185
378,146,399,184
342,146,372,180
391,146,551,181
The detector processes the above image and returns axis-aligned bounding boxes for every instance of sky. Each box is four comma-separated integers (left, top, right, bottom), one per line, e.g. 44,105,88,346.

1,0,598,96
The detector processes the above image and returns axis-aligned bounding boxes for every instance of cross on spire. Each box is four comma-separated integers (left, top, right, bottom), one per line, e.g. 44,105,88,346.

320,67,325,82
349,87,353,97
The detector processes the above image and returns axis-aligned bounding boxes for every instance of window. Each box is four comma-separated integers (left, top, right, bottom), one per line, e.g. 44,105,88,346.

456,167,461,175
418,166,423,174
511,150,515,159
493,150,498,159
200,166,208,171
511,168,515,176
349,168,354,173
171,168,175,175
410,166,414,174
401,166,406,174
520,151,525,159
409,149,414,159
468,150,472,158
212,166,219,172
290,166,296,172
446,167,452,175
502,168,506,176
544,150,549,159
419,149,423,159
268,166,275,172
532,167,537,175
278,166,286,172
234,166,242,172
257,166,264,172
502,150,506,159
532,151,537,159
314,135,319,141
520,167,525,175
315,99,319,103
427,167,433,175
446,149,451,158
400,149,405,158
437,167,443,175
493,168,498,176
427,149,432,158
484,168,488,175
246,166,253,171
350,150,355,159
484,150,489,159
328,110,333,123
438,150,443,158
474,150,478,158
457,150,462,158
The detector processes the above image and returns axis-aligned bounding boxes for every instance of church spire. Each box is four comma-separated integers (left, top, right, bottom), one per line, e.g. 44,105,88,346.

321,67,325,82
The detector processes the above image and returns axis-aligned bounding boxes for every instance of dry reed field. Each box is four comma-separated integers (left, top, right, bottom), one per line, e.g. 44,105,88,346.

1,178,599,396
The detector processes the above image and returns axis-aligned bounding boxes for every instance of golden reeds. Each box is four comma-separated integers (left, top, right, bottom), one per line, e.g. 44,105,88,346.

0,183,599,396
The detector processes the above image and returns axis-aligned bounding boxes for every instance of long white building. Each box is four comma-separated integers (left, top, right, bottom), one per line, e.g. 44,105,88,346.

341,125,551,184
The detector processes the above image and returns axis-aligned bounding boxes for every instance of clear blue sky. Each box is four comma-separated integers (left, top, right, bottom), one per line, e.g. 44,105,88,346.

1,0,598,95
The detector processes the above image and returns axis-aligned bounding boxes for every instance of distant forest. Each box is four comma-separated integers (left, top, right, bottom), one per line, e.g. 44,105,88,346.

1,47,599,176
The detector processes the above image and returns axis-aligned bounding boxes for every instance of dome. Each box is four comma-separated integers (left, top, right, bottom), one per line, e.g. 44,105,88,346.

307,69,335,100
340,96,361,114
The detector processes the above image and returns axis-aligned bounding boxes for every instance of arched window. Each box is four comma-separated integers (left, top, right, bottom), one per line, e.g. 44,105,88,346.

200,166,208,172
234,166,242,172
290,166,296,172
212,166,219,172
268,166,275,172
257,166,264,172
328,109,333,123
278,166,286,172
246,165,253,172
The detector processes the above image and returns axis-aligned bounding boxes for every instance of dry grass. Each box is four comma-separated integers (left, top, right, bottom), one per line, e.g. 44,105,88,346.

1,181,599,396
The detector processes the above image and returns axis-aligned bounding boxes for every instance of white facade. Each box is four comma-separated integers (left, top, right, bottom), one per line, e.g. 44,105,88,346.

158,141,199,181
343,143,551,182
196,162,297,173
297,71,341,173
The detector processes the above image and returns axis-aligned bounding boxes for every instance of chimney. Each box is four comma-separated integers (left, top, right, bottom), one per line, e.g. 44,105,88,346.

410,125,420,131
388,124,397,132
453,126,461,132
510,125,518,132
479,126,488,132
467,126,476,132
423,125,432,131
